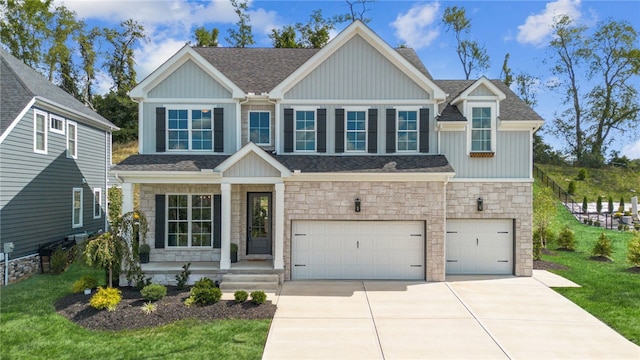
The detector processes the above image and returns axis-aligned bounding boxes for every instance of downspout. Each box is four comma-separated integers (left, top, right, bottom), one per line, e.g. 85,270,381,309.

435,96,448,155
105,131,109,232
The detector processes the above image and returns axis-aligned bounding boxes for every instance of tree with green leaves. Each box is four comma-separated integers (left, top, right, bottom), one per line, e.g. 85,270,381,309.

194,26,219,47
270,25,301,48
534,184,557,249
103,19,147,94
226,0,254,48
500,53,513,86
442,6,490,79
597,196,603,214
334,0,376,24
0,0,54,69
270,9,334,49
608,196,614,214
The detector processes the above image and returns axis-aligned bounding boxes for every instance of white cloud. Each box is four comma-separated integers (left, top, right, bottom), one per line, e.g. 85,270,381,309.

622,140,640,160
391,2,440,49
134,38,189,81
516,0,582,46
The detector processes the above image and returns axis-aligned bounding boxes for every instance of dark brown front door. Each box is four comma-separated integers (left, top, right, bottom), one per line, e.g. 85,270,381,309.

247,192,272,255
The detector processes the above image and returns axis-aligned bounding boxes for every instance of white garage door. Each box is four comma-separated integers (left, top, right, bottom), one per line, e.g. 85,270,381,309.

292,221,425,280
446,219,513,275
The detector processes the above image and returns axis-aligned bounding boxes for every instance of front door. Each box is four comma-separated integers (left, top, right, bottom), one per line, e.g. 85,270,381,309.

247,192,272,255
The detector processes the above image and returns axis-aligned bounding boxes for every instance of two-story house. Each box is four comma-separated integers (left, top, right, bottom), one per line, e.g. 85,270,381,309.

0,49,118,284
113,21,542,285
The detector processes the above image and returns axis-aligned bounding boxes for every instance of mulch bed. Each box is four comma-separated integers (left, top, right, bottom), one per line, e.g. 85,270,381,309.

55,286,276,331
533,260,569,271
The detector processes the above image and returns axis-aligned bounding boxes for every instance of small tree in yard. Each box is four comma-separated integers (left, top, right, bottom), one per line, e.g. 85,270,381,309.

534,184,556,249
582,196,588,215
619,197,625,213
557,226,576,251
596,196,603,214
567,181,576,195
627,235,640,268
592,232,612,259
608,196,614,214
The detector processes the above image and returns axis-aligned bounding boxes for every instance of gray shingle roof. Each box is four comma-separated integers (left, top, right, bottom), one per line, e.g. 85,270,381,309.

0,48,116,136
111,154,230,172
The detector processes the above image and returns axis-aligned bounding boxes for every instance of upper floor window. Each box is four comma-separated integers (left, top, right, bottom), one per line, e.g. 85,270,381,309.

295,110,315,152
471,107,492,152
346,111,366,152
72,188,83,228
34,110,47,154
167,194,213,247
50,115,65,134
93,188,102,219
168,108,212,150
397,110,418,152
249,111,270,145
67,121,77,158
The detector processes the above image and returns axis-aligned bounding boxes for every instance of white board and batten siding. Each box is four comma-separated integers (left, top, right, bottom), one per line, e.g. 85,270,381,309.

291,220,425,280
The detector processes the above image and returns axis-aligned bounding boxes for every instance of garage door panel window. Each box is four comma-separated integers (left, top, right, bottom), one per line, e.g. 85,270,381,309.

167,194,212,247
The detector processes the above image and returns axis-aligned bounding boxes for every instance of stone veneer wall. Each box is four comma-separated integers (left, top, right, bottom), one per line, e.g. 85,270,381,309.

446,181,533,276
0,254,40,285
283,181,447,281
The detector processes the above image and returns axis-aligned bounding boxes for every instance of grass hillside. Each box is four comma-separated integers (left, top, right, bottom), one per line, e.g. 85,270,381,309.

112,140,138,164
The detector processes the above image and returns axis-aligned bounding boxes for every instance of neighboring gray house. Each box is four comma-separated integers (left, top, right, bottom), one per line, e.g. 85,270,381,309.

113,21,543,286
0,49,118,284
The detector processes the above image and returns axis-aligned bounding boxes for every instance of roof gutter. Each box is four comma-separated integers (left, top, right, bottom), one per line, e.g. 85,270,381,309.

34,96,119,131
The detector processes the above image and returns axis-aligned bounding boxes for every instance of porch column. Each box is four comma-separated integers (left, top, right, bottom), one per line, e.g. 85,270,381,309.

121,182,134,214
274,183,285,269
220,183,232,269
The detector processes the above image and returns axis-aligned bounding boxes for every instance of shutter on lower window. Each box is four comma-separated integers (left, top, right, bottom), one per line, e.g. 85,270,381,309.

368,109,378,154
335,109,345,153
213,194,221,248
154,195,165,249
284,109,294,153
156,107,166,152
419,108,430,153
386,109,396,153
214,108,224,152
317,109,327,153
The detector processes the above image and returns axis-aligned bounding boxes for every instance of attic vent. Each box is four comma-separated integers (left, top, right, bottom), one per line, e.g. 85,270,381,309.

382,161,397,171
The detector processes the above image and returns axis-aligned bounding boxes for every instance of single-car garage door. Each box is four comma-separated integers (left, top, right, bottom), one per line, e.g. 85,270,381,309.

446,219,513,275
292,220,424,280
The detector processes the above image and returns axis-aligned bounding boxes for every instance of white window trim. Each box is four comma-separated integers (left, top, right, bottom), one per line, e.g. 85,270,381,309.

165,194,214,248
72,188,83,228
293,107,317,153
344,107,368,153
93,188,102,219
466,102,497,154
67,120,78,159
395,107,420,153
248,111,272,146
49,114,65,135
165,105,216,151
33,110,48,154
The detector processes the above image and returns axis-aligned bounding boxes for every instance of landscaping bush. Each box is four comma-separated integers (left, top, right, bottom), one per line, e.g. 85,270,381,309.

175,263,191,290
140,284,167,302
582,196,588,215
567,180,576,195
608,196,614,214
619,197,625,213
50,247,69,275
592,232,613,259
71,275,98,293
250,290,267,305
90,287,122,311
234,290,249,303
576,168,587,181
627,236,640,268
557,226,576,250
596,196,603,214
194,277,216,289
533,230,543,260
189,286,222,305
141,302,157,315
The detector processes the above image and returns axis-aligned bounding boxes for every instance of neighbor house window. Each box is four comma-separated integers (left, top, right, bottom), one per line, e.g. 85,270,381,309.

295,110,315,151
167,108,213,150
34,110,47,154
167,194,212,247
67,121,77,158
346,110,366,152
249,111,270,145
397,110,418,151
93,188,102,219
73,188,83,228
50,114,65,134
471,107,492,152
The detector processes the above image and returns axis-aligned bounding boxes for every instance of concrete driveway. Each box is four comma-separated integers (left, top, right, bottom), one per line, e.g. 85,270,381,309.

262,274,639,359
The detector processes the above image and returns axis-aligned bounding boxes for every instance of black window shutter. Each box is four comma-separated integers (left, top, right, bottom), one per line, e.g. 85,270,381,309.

368,109,378,154
156,107,166,152
154,195,165,249
284,109,294,153
213,194,221,248
335,109,345,153
419,108,430,153
317,109,327,153
386,109,396,153
214,108,224,152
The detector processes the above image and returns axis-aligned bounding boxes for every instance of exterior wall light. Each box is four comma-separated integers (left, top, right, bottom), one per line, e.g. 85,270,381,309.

355,197,361,213
477,197,483,211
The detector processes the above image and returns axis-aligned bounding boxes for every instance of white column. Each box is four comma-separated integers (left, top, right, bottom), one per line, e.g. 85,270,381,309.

274,183,285,269
121,183,134,214
220,183,232,269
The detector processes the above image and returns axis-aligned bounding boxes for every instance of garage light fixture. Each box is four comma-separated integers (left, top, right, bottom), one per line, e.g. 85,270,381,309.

355,197,361,212
477,197,483,212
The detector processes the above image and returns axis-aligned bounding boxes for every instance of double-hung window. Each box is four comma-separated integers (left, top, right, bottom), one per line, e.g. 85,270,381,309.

34,110,47,154
346,110,366,152
167,108,213,150
50,115,65,134
93,188,102,219
471,107,492,152
397,110,418,151
249,111,270,145
295,110,315,151
67,121,77,158
167,194,213,247
72,188,83,228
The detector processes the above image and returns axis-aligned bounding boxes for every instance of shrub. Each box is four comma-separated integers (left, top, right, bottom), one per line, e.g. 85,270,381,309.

596,196,603,214
90,287,122,311
567,181,576,195
50,247,69,275
189,286,222,305
635,223,640,231
234,290,248,303
582,196,588,215
141,302,157,315
608,196,614,214
250,290,267,305
140,284,167,302
72,276,99,293
592,233,612,259
576,168,587,180
176,262,191,290
194,277,216,289
627,236,640,268
557,226,575,250
619,197,625,213
533,230,543,260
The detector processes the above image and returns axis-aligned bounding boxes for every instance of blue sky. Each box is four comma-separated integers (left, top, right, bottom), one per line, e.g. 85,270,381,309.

58,0,640,159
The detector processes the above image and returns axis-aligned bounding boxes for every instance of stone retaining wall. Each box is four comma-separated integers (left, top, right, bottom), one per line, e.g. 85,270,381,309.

0,254,41,286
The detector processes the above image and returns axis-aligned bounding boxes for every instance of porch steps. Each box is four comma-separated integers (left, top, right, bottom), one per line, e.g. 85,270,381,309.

220,274,280,292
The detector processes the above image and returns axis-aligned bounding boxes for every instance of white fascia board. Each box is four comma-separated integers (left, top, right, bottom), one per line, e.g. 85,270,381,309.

270,21,446,100
215,142,291,177
140,98,237,104
111,171,223,184
436,121,467,131
34,97,119,131
221,177,285,184
0,97,35,144
498,120,544,131
287,172,455,182
448,177,534,183
281,99,437,106
451,77,506,105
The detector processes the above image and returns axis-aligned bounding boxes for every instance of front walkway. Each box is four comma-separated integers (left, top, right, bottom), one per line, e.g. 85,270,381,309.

262,274,639,359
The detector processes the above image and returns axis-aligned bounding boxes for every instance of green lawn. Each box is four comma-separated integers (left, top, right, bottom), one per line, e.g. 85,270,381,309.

542,200,640,345
0,262,271,360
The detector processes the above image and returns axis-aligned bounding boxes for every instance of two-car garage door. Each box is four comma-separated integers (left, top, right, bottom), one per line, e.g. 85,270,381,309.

292,221,425,280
